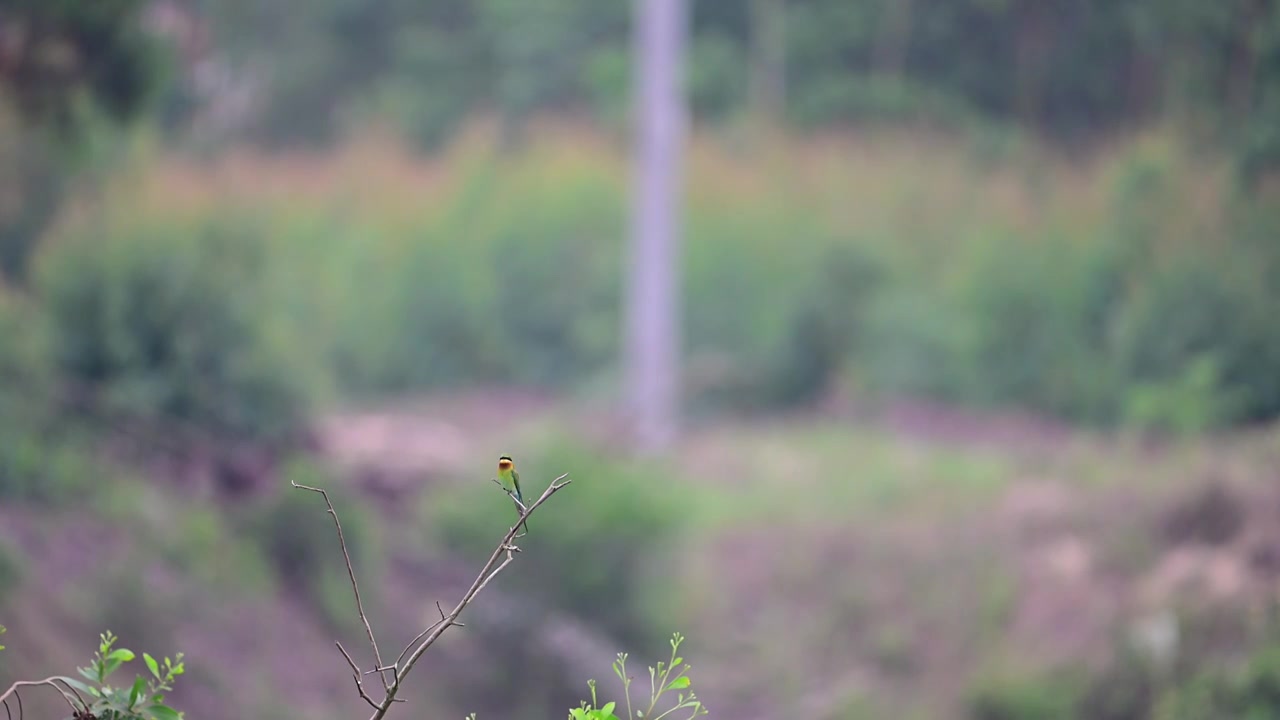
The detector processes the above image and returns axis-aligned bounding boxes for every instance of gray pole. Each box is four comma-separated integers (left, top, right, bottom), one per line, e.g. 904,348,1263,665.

626,0,686,454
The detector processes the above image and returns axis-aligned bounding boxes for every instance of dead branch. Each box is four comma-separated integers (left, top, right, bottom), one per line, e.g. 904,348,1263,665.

294,471,571,720
0,678,83,718
290,478,392,692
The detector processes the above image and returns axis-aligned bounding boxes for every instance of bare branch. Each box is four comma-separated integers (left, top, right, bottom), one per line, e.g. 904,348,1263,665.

291,478,391,692
369,473,572,720
392,617,445,673
336,642,381,711
0,679,81,716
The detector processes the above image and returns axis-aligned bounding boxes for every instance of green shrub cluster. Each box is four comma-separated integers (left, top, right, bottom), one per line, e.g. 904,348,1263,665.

923,151,1280,431
965,615,1280,720
0,285,96,503
34,211,317,444
362,159,625,393
428,440,682,644
8,130,1277,451
1159,644,1280,719
966,672,1079,720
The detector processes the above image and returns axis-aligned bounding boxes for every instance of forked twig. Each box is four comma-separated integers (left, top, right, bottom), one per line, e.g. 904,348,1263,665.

336,641,381,710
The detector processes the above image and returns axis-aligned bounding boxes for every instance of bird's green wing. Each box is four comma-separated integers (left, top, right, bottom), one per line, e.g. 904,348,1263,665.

511,469,523,504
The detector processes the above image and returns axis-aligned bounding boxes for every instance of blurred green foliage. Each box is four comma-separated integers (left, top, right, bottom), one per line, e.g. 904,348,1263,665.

0,538,23,607
1159,644,1280,719
967,614,1280,720
9,129,1270,438
430,440,682,644
370,158,625,391
0,0,166,280
190,0,1280,180
966,672,1080,720
0,0,163,134
34,211,317,444
0,0,1275,465
0,286,96,503
243,459,380,632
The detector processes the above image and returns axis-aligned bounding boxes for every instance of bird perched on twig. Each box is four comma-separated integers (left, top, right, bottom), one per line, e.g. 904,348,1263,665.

496,454,530,536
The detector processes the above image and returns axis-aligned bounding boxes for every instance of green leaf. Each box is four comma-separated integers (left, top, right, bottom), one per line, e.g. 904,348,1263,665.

103,657,122,677
57,676,96,697
601,701,616,717
671,657,682,666
130,675,147,707
148,703,183,720
570,709,588,720
107,648,136,663
144,653,161,679
664,677,691,691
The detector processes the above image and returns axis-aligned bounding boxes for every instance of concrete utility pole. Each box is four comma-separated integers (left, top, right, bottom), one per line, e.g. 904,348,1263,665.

625,0,686,454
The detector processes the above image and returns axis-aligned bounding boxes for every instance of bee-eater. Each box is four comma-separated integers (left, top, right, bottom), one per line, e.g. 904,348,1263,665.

497,455,529,535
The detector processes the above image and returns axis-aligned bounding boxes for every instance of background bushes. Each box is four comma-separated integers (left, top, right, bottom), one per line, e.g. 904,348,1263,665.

7,128,1279,454
34,211,318,444
429,438,682,644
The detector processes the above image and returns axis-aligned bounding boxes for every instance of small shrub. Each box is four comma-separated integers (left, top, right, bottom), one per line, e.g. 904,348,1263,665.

966,672,1079,720
1111,250,1278,428
766,243,882,407
35,211,316,444
569,633,707,720
59,630,186,720
1078,648,1157,720
1159,644,1280,720
0,286,94,504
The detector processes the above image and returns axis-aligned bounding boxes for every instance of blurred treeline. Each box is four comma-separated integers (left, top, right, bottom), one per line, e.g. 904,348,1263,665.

2,0,1280,476
199,0,1280,172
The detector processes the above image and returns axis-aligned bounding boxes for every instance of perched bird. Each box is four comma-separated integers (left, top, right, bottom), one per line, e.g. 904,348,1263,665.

496,455,530,536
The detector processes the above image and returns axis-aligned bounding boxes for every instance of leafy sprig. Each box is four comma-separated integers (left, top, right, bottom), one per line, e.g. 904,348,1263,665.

56,630,186,720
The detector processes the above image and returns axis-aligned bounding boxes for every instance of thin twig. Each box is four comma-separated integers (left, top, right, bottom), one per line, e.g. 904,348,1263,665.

392,617,446,672
0,679,80,716
48,676,87,707
336,641,381,711
368,473,572,720
291,479,391,692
